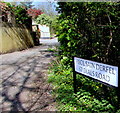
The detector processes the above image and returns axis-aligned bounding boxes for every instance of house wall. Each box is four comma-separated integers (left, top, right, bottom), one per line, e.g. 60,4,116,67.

38,25,50,39
0,23,34,54
32,21,50,39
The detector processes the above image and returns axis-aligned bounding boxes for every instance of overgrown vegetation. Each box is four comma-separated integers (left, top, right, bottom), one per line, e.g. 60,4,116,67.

36,13,57,36
48,60,120,112
57,2,120,65
6,2,31,27
48,2,120,112
36,14,52,26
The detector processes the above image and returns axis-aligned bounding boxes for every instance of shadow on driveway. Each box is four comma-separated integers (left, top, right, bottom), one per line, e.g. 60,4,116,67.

1,50,56,112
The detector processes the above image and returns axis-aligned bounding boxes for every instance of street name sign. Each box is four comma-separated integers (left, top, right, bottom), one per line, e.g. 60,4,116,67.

74,57,118,87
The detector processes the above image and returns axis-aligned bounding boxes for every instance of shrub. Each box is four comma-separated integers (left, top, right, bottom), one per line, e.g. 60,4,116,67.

6,2,31,27
49,2,120,112
48,60,116,112
36,14,52,26
57,2,120,66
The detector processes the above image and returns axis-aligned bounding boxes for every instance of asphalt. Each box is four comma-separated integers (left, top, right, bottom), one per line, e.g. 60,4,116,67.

40,38,60,46
0,38,59,112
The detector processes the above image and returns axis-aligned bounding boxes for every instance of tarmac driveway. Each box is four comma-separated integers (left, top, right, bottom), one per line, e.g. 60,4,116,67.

0,38,59,112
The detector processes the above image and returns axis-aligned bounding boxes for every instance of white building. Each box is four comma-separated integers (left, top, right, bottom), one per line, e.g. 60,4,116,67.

32,21,50,39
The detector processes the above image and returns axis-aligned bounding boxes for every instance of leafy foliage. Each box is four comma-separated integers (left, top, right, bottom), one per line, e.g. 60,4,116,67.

27,8,43,19
36,13,58,35
36,14,52,26
48,2,120,112
57,2,120,66
6,2,31,26
48,60,118,112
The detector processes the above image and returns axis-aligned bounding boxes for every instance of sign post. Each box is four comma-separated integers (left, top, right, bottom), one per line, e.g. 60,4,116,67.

73,57,119,107
72,56,77,94
117,68,120,108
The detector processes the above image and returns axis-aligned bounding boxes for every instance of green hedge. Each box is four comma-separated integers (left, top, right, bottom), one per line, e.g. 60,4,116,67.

56,2,120,66
51,2,120,112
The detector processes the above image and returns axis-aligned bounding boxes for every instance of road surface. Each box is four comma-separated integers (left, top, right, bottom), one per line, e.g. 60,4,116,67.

0,38,59,112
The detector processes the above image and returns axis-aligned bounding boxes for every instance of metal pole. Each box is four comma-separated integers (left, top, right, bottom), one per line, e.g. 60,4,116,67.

117,68,120,109
72,56,77,94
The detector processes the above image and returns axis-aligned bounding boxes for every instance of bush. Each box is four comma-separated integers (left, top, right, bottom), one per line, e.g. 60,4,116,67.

48,60,117,112
49,2,120,112
36,14,52,26
57,2,120,66
6,2,31,27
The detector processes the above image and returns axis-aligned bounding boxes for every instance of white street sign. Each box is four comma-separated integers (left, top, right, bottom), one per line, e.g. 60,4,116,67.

74,57,118,87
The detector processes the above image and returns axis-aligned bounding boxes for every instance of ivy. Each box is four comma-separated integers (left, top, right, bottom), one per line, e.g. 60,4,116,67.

5,2,31,26
57,2,120,66
50,2,120,112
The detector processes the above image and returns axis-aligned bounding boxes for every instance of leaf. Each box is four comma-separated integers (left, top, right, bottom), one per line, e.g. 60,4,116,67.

92,54,98,58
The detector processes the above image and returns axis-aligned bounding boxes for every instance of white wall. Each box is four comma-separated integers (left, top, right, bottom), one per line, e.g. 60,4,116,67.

32,20,50,39
38,25,50,38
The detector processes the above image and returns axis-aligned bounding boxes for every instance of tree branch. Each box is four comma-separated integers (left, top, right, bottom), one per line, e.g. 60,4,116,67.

106,13,113,57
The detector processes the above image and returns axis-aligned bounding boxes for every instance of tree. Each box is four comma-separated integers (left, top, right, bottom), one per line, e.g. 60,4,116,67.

27,8,43,19
36,14,52,26
5,2,31,27
36,13,57,35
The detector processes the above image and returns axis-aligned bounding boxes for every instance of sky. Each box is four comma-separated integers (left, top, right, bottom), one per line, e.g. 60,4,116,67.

32,2,58,15
1,0,57,2
2,0,119,2
1,0,58,9
1,0,58,14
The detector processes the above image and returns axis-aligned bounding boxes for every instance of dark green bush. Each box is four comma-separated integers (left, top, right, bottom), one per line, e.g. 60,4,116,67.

57,2,120,66
56,1,120,105
50,2,120,112
6,2,31,27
